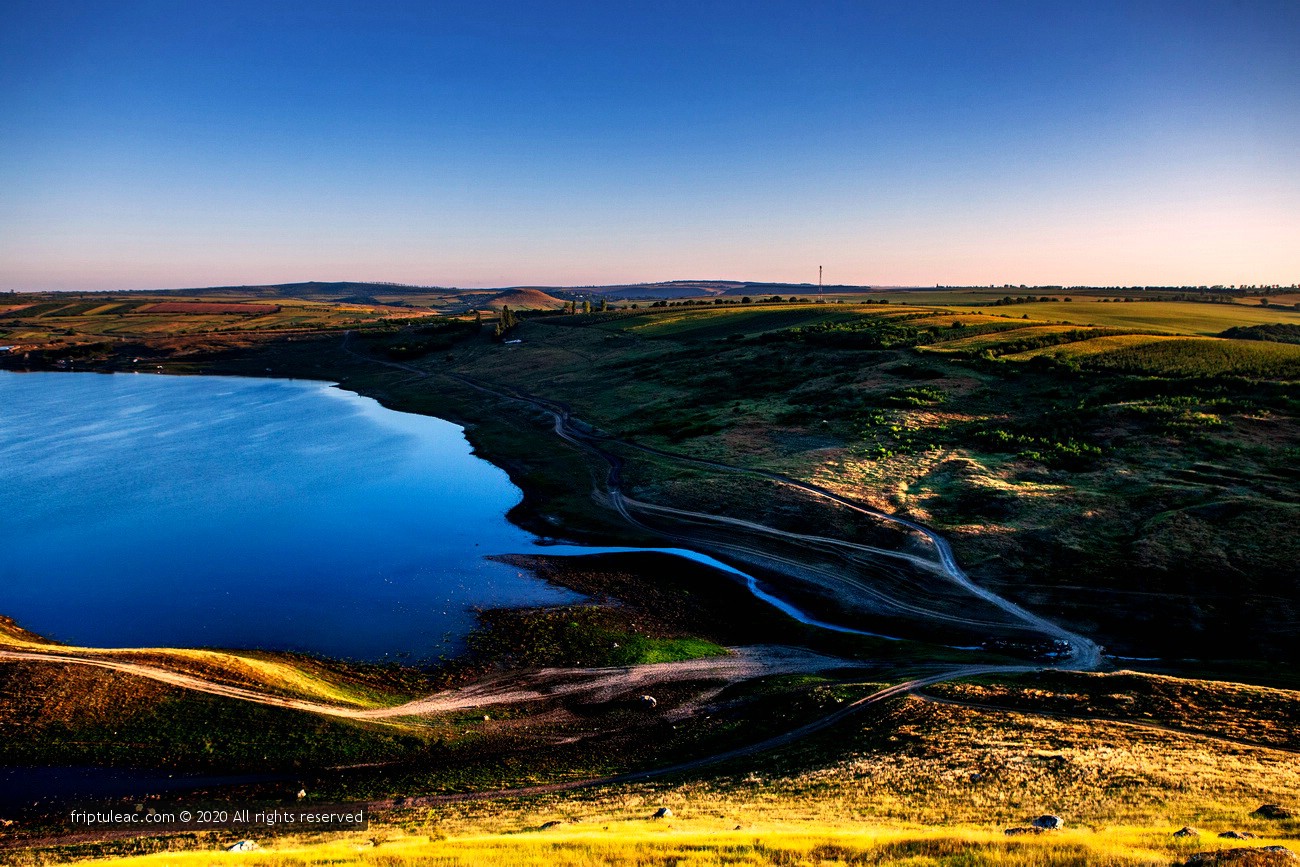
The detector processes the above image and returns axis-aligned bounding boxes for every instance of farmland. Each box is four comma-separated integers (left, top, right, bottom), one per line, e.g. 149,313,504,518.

940,298,1300,335
0,293,430,361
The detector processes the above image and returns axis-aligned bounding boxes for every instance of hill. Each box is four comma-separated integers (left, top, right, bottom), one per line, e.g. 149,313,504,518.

478,288,568,310
157,281,449,299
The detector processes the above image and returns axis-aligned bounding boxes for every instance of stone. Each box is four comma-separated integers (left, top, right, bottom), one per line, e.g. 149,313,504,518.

1183,846,1295,865
1032,814,1064,830
539,821,563,830
1253,804,1293,820
1220,831,1258,839
1003,826,1043,836
652,807,673,819
1174,827,1201,837
226,840,260,852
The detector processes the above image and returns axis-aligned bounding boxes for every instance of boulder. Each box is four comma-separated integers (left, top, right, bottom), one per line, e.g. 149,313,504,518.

539,821,563,830
1032,814,1064,830
652,807,673,819
1221,831,1258,839
1174,827,1201,837
1253,804,1293,820
226,840,260,852
1003,826,1043,836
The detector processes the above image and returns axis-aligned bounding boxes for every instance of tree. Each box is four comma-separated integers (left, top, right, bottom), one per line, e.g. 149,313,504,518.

582,300,591,314
598,298,608,312
498,304,518,334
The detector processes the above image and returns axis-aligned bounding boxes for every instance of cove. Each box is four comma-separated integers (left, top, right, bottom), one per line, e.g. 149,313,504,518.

0,371,586,661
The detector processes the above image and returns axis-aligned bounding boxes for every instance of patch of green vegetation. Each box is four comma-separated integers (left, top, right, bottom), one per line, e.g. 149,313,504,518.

777,313,934,349
1220,322,1300,344
948,299,1300,334
468,605,728,668
1077,337,1300,379
611,305,861,340
976,427,1102,469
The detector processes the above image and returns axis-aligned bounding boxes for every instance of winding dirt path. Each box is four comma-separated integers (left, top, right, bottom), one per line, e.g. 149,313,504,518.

436,364,1101,670
0,646,844,721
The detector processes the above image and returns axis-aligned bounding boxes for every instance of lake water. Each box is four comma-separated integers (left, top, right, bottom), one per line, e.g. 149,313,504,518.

0,371,588,661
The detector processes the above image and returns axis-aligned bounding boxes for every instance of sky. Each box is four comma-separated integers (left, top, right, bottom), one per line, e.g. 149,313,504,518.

1,0,1298,291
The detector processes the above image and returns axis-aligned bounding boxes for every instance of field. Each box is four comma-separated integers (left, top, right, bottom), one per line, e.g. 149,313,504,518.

941,299,1300,335
2,290,1299,865
0,294,431,360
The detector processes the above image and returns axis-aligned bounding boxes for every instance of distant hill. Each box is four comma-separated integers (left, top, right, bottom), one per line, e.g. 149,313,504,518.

478,288,567,310
157,281,450,299
496,280,884,300
139,279,892,302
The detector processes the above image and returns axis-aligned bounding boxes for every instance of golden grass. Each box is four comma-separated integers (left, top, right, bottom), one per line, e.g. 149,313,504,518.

74,824,1234,866
905,313,1045,328
922,325,1085,353
942,301,1300,335
1004,334,1185,360
0,619,390,709
15,671,1300,865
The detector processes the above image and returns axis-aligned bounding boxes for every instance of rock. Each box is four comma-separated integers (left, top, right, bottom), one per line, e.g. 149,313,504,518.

539,821,563,830
1032,814,1063,830
1221,831,1258,839
226,840,260,852
1003,826,1043,836
1183,846,1295,865
652,807,673,819
1174,827,1201,837
1254,804,1293,820
640,695,658,710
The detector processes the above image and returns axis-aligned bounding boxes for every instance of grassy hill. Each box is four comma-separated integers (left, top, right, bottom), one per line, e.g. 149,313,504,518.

478,288,568,310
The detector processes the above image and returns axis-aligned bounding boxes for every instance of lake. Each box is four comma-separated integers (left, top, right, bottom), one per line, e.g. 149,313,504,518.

0,371,588,661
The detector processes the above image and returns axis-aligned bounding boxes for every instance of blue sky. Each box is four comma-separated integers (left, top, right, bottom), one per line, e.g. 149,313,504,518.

1,1,1297,290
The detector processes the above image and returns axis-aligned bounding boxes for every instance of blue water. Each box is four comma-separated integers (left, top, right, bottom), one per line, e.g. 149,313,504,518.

0,371,587,661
